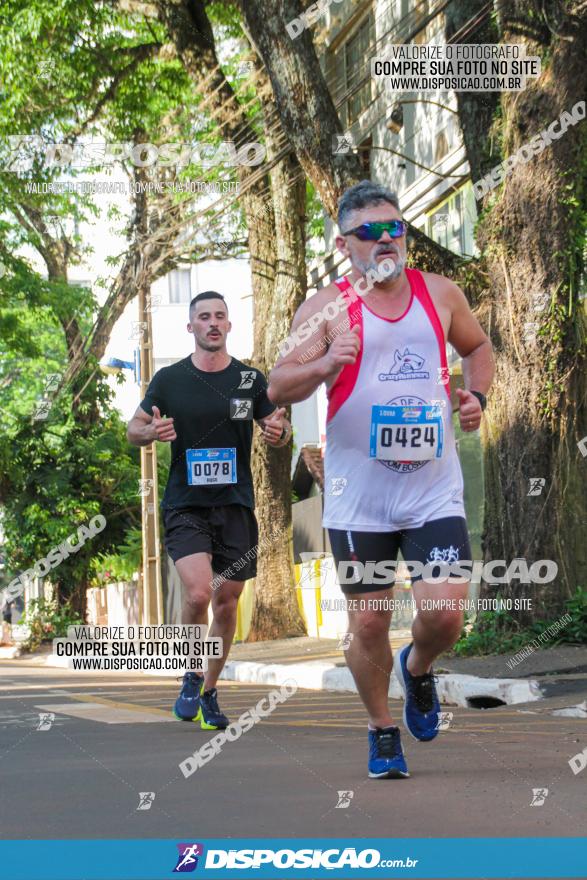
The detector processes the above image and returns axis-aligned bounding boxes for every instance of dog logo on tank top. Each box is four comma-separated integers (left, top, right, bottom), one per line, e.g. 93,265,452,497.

378,347,430,382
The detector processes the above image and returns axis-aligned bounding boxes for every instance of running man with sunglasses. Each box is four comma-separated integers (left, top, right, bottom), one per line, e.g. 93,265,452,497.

269,181,494,779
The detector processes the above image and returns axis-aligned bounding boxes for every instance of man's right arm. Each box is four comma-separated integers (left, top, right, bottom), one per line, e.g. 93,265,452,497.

268,291,361,405
127,405,177,447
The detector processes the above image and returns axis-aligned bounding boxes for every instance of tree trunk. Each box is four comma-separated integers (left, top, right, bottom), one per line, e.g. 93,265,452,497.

63,580,88,622
156,0,306,636
452,0,587,622
444,0,501,184
248,120,307,641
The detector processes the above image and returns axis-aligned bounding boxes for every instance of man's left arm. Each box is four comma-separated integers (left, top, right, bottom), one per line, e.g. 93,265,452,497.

446,281,495,432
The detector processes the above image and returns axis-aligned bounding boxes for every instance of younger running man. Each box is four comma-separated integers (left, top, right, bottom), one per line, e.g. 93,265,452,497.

127,291,291,729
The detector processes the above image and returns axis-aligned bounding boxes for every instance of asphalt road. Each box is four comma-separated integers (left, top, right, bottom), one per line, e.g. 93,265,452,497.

1,661,585,847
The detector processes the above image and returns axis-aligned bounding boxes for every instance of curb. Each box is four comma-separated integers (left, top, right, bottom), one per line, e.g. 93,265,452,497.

220,659,543,708
39,653,543,707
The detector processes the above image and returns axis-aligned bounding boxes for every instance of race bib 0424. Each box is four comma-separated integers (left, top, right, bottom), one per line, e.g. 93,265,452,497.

369,404,444,462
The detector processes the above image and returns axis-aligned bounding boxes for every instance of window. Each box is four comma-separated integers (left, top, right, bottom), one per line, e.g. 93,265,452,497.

358,134,372,177
414,1,445,44
413,0,430,45
427,6,445,39
345,15,374,125
427,188,478,256
329,11,375,128
168,268,191,304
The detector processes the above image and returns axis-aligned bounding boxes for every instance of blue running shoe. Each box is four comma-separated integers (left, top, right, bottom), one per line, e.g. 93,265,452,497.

197,687,229,730
394,642,440,741
368,726,409,779
173,672,203,721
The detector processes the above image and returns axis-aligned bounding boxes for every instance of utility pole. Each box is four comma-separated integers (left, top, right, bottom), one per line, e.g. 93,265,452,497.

138,280,164,625
133,147,163,627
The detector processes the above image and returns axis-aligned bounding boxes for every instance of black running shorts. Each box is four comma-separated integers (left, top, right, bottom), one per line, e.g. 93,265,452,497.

163,504,259,580
328,516,472,594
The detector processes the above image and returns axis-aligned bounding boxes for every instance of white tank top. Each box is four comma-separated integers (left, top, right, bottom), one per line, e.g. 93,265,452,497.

323,268,465,532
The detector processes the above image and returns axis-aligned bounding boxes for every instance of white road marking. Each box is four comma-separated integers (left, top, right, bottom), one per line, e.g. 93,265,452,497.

35,702,175,724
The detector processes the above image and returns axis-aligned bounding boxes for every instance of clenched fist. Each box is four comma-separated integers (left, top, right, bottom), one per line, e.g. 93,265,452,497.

456,388,482,432
151,405,177,442
323,323,361,376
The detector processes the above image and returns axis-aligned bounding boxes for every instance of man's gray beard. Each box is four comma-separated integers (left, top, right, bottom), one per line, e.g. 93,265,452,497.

356,253,406,282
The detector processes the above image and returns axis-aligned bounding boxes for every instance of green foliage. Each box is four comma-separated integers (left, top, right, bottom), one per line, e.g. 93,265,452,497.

453,608,536,656
91,527,142,585
0,0,263,619
0,274,141,605
1,407,140,603
20,596,82,653
563,587,587,643
537,154,587,419
453,587,587,656
90,444,169,585
305,181,326,258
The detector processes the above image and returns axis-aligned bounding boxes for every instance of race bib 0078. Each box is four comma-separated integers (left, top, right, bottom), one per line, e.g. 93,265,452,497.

186,448,237,485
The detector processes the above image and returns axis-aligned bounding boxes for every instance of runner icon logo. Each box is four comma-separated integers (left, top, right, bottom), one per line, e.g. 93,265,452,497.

436,711,453,731
230,399,253,420
437,366,451,385
238,370,256,389
137,479,154,497
37,712,55,731
332,133,355,154
129,321,148,340
337,633,353,651
173,843,204,873
335,790,354,809
530,788,549,806
32,399,52,421
136,792,155,811
328,477,347,496
527,477,546,496
297,553,335,589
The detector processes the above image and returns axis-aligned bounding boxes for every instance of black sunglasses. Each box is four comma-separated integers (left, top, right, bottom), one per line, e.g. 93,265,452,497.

341,220,406,240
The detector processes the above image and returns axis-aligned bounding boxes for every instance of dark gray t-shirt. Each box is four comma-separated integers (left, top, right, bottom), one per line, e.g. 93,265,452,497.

140,356,275,510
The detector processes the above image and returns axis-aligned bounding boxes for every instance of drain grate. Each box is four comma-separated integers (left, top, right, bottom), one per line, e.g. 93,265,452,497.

466,695,507,709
